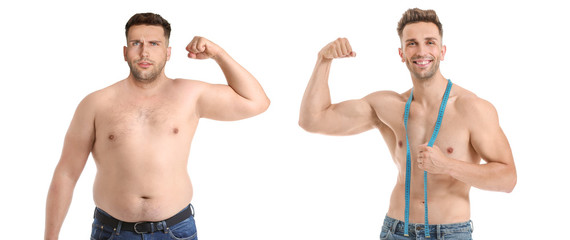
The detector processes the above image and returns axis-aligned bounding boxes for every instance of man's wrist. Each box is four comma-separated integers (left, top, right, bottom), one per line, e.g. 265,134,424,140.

212,49,229,62
317,54,333,64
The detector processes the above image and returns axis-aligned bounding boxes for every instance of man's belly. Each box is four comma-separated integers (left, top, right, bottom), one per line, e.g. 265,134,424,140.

92,159,193,222
387,179,471,224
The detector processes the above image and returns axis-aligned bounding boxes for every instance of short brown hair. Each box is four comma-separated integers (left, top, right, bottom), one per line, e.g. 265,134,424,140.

397,8,442,39
125,13,171,41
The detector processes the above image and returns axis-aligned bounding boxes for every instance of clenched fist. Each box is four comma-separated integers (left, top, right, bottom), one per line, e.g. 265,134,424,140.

319,38,356,60
417,144,452,175
186,36,224,60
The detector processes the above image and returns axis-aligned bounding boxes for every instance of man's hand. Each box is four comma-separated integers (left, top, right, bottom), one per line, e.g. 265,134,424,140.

318,38,356,60
186,36,224,60
417,144,451,175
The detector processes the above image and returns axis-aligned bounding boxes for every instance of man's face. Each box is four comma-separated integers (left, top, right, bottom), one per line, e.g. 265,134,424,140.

398,22,446,81
124,25,171,83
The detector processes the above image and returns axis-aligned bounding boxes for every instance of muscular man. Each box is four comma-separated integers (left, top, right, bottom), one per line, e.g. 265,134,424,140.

299,8,516,239
45,13,269,240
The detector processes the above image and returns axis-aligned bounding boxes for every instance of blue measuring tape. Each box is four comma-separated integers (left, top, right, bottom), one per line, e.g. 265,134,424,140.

403,79,452,238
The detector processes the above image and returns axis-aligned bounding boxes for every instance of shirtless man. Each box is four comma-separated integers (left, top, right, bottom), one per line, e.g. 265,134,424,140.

299,8,516,239
45,13,269,240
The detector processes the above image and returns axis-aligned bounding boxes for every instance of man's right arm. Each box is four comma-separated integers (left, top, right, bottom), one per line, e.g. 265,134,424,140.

299,38,378,136
45,94,95,240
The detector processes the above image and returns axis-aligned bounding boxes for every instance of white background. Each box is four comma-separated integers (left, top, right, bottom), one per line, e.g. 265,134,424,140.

1,0,568,239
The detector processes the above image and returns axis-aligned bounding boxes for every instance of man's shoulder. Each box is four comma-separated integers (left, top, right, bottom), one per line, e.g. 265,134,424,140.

171,78,210,91
453,84,498,119
77,81,123,110
365,90,407,103
172,78,208,84
86,81,118,99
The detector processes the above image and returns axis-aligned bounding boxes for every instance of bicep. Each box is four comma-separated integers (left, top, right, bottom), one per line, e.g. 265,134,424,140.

469,101,513,165
56,97,95,181
309,98,378,136
197,83,261,121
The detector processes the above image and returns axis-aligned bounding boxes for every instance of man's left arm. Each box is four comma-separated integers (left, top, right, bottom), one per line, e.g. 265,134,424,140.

418,98,517,193
187,36,270,120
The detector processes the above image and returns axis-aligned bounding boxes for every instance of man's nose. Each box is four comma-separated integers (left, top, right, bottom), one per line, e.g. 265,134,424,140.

417,44,428,56
141,43,149,57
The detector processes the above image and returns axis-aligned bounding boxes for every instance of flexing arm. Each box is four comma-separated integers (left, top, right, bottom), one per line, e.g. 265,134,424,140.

187,36,270,120
299,38,378,135
418,98,517,192
45,96,95,240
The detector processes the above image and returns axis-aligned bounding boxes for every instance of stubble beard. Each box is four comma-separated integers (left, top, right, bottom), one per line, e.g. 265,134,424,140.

127,59,166,83
405,56,440,81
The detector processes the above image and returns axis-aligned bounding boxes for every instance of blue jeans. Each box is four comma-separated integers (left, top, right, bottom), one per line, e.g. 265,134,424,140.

91,205,198,240
380,215,473,240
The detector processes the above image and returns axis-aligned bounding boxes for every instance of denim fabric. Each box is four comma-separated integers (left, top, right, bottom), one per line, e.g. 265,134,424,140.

380,215,473,240
91,204,197,240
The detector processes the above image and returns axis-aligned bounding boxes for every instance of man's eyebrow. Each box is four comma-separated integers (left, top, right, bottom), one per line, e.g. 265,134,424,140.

405,37,439,42
128,40,163,43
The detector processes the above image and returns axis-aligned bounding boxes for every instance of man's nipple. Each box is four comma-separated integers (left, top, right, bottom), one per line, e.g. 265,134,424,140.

108,134,115,141
398,141,403,148
447,147,454,154
173,128,179,134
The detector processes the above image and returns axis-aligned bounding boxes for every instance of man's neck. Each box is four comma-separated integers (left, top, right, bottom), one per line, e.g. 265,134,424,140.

126,74,169,92
410,73,448,107
123,74,171,98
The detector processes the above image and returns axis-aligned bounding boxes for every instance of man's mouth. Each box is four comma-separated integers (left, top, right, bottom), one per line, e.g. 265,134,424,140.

137,60,153,68
412,59,432,68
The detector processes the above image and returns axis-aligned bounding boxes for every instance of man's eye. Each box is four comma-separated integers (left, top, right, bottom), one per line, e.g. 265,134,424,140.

408,42,416,46
132,42,140,46
151,42,158,46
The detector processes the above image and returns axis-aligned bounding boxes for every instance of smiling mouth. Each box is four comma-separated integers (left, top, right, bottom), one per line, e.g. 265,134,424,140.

412,59,432,67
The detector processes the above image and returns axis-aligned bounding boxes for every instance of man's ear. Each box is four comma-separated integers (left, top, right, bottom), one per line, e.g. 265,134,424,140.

167,46,171,61
123,46,127,61
398,48,405,62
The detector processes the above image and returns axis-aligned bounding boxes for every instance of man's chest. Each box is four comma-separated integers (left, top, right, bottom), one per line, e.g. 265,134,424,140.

385,102,475,161
94,98,197,142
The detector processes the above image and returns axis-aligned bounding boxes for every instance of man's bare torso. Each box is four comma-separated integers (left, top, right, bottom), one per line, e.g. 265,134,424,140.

369,84,480,224
89,78,201,222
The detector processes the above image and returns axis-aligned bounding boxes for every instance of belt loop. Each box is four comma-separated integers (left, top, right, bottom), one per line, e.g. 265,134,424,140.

436,224,441,240
470,220,474,233
390,218,399,234
115,221,122,236
190,203,195,217
159,220,167,233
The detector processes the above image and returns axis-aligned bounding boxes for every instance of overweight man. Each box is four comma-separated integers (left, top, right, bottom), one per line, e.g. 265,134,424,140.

45,13,269,240
299,8,516,239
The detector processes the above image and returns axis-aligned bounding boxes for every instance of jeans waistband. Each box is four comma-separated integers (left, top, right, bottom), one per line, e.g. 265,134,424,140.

94,203,194,234
383,215,473,237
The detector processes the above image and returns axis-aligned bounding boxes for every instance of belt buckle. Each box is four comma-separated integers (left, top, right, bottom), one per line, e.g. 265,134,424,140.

133,222,148,234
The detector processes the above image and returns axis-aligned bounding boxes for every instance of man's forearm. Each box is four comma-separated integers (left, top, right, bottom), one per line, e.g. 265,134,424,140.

446,159,516,193
213,50,269,108
299,57,333,129
45,173,76,240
